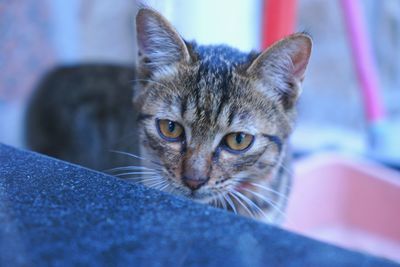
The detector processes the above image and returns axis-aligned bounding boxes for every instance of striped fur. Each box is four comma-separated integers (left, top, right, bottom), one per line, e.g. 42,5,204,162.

134,8,312,224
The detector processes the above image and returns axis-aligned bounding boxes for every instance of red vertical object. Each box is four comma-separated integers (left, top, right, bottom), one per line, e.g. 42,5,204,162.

262,0,297,49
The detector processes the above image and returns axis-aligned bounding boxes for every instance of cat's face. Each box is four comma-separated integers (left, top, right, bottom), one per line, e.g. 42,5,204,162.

134,8,311,208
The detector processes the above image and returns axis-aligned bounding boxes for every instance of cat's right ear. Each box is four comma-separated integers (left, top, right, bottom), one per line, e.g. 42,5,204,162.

136,8,191,75
246,33,312,110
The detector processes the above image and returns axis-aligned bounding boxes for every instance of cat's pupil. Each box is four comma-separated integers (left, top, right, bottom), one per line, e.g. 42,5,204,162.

236,133,245,144
168,121,175,132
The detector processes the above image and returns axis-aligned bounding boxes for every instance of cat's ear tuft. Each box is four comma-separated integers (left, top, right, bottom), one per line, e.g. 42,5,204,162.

247,33,312,109
136,8,191,74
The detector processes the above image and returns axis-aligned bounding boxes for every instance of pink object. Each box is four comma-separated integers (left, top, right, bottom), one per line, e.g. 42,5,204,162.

284,154,400,262
340,0,385,122
261,0,297,49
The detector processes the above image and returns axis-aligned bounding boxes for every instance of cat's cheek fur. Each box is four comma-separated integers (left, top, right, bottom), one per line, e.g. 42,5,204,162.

140,139,186,189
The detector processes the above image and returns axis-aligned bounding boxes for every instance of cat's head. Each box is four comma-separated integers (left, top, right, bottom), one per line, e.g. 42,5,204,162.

134,8,311,204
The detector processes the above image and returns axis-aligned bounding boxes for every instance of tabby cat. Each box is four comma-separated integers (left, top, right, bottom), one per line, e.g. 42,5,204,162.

133,8,312,224
26,7,312,224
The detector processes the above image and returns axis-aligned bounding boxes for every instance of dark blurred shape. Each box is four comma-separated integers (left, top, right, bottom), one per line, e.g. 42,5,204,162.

25,64,139,171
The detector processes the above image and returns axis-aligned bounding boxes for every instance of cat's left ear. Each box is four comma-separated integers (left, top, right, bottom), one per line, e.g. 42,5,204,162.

136,8,191,75
247,33,312,109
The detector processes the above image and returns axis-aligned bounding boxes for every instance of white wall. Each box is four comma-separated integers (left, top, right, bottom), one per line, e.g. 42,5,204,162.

144,0,262,52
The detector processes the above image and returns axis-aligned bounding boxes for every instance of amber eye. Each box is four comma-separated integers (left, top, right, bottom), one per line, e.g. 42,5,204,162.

157,119,184,141
224,132,254,152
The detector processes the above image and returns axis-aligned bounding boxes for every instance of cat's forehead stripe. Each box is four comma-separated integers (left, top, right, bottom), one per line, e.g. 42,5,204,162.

195,44,254,70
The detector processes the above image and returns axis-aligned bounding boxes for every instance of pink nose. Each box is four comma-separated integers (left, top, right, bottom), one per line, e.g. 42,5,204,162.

182,176,208,190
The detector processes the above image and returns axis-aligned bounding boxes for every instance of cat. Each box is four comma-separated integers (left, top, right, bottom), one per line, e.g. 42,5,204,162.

26,7,312,225
132,8,312,224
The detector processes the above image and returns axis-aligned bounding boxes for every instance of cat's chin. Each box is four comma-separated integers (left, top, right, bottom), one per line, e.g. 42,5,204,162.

182,190,215,204
192,194,225,207
192,196,213,204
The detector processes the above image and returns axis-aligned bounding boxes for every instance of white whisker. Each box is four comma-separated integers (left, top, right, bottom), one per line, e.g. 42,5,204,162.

273,160,294,177
114,171,158,176
223,193,237,214
106,166,159,173
110,150,162,167
242,187,288,223
151,180,169,191
158,183,169,191
124,176,162,182
249,182,290,201
146,179,167,189
234,190,267,218
216,191,227,210
229,191,254,217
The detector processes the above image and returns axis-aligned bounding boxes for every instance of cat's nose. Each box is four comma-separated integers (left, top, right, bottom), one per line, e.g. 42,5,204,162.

182,176,208,190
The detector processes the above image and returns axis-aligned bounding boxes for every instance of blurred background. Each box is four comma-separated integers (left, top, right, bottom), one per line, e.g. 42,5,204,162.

0,0,399,262
1,0,399,163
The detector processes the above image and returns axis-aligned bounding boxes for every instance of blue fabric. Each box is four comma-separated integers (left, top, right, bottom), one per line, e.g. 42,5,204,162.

0,144,398,267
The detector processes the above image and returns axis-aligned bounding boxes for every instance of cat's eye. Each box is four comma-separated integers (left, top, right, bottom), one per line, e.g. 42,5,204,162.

224,132,254,153
156,119,184,141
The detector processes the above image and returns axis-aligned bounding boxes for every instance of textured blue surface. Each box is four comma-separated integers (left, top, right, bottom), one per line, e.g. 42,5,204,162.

0,143,398,267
